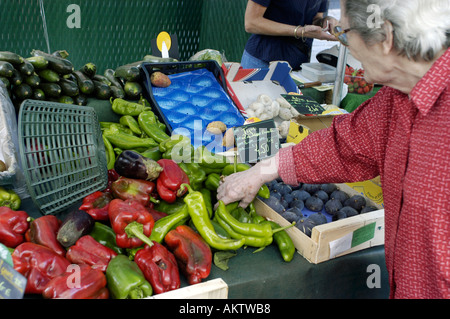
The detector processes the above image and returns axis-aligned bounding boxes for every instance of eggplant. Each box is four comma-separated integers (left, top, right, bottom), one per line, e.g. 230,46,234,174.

114,150,163,181
57,209,95,247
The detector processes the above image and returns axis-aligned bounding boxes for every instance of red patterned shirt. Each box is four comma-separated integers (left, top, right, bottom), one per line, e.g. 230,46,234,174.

278,48,450,298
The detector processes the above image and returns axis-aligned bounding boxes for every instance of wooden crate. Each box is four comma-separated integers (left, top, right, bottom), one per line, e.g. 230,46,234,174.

254,183,385,264
148,278,228,299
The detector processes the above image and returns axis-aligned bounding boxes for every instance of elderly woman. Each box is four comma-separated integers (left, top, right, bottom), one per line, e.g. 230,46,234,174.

217,0,449,299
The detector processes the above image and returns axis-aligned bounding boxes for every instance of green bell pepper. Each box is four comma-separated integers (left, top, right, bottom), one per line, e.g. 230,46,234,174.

178,162,206,191
106,255,153,299
102,134,116,170
138,110,170,144
100,122,134,136
103,125,158,150
0,187,21,210
204,173,221,191
149,205,190,243
154,197,186,215
264,221,296,262
89,222,126,255
111,97,150,116
194,146,229,169
120,115,142,135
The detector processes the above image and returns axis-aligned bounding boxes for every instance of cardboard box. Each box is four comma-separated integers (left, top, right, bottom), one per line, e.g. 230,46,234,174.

148,278,228,299
222,61,299,117
254,183,385,264
286,114,336,144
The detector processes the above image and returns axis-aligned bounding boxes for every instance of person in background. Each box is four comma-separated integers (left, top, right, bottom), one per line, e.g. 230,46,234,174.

241,0,339,70
218,0,450,299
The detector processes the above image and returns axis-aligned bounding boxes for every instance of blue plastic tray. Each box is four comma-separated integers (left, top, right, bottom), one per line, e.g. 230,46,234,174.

141,61,245,152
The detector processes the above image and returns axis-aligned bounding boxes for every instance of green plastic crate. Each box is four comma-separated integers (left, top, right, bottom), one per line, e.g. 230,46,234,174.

18,100,108,215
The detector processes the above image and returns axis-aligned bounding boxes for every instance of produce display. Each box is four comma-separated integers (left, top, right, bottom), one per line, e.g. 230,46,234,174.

260,179,378,237
344,65,374,95
0,92,297,299
0,50,177,110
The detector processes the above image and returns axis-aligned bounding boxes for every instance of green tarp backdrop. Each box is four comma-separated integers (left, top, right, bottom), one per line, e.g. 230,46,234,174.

0,0,250,72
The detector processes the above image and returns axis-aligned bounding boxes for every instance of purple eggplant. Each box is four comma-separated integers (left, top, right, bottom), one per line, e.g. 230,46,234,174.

114,150,162,181
56,209,95,247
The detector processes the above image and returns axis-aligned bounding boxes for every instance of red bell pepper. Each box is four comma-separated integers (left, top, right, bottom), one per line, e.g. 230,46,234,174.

134,242,180,294
108,198,155,249
28,215,66,257
0,207,29,248
12,242,71,294
79,191,113,221
165,225,212,285
103,169,120,193
156,159,190,203
42,264,109,299
146,206,168,222
111,176,159,207
66,235,117,272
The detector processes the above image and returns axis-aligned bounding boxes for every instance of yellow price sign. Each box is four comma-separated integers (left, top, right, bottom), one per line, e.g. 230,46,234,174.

157,32,172,53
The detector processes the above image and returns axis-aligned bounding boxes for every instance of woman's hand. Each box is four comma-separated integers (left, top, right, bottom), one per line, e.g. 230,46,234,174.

303,25,337,41
216,154,280,209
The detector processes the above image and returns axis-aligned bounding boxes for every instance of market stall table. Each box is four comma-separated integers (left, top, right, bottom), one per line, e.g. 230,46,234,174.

20,197,389,299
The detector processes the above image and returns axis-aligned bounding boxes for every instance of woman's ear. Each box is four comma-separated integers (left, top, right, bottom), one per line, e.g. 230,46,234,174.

381,20,395,55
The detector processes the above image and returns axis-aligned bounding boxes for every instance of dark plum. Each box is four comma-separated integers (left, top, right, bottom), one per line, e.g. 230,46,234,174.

324,199,343,216
332,210,347,221
291,190,311,202
320,183,338,195
361,205,378,214
305,196,324,212
314,190,329,202
339,206,359,217
344,195,367,211
301,183,321,194
261,196,286,214
289,199,305,210
281,210,300,223
330,190,350,205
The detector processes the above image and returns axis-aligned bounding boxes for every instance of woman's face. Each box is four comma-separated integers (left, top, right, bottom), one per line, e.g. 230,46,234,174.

339,1,393,85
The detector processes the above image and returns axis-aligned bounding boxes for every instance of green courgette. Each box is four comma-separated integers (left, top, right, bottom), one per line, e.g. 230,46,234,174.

39,82,62,97
124,81,142,100
0,76,10,89
18,60,35,76
73,94,88,106
0,51,24,65
31,49,74,75
25,56,48,70
93,74,111,86
59,96,74,104
93,80,112,100
115,61,141,82
52,50,69,59
38,69,60,83
80,62,97,78
73,70,95,95
33,88,45,100
0,61,15,77
25,73,41,87
143,55,178,63
104,69,124,88
110,85,125,99
59,78,79,96
13,83,32,100
10,69,23,86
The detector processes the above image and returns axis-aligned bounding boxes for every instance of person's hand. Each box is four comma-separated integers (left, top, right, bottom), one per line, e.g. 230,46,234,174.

216,154,280,209
322,16,339,34
216,167,265,209
304,25,337,41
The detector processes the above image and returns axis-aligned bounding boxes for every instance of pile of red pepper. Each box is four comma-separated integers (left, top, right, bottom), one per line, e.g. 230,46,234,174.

1,145,295,299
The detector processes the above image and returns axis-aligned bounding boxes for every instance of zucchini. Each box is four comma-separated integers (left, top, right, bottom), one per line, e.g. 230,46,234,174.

124,81,142,100
58,96,74,104
104,69,124,88
25,56,48,70
73,70,95,95
10,69,23,86
115,61,142,82
0,61,15,77
31,49,74,75
39,82,61,97
32,88,45,100
80,62,97,78
13,83,33,100
52,50,69,59
38,69,60,83
18,60,35,76
0,51,24,65
25,73,41,87
93,74,111,86
110,85,125,99
73,94,88,106
0,76,10,89
93,80,111,100
143,55,178,63
59,78,79,96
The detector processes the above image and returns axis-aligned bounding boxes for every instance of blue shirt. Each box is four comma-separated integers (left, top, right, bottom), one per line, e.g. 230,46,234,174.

244,0,329,70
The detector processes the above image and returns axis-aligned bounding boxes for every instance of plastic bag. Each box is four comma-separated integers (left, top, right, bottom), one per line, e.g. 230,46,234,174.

189,49,227,67
0,81,28,198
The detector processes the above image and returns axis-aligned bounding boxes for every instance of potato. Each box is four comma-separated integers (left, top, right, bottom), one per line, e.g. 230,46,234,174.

150,71,171,88
207,121,227,135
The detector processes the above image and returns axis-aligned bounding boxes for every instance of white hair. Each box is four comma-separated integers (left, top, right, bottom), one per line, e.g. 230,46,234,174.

344,0,450,61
